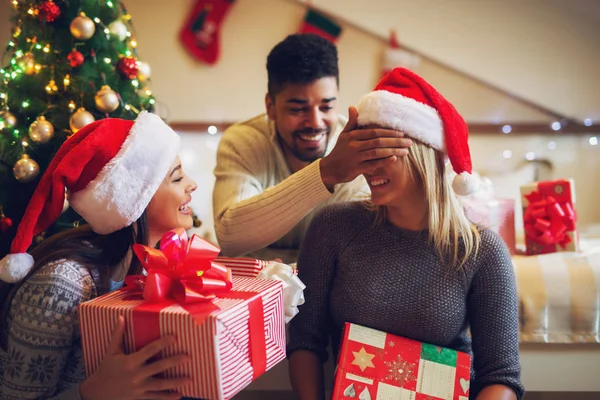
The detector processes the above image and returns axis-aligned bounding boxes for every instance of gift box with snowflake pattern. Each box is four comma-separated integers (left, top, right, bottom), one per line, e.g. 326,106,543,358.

332,323,471,400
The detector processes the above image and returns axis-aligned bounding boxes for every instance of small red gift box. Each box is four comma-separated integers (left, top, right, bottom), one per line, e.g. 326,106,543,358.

214,256,268,277
333,323,472,400
462,197,516,254
520,179,578,255
79,229,286,400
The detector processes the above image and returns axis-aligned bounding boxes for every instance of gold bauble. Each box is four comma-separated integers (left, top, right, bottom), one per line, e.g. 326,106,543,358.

70,13,95,40
13,154,40,182
17,52,35,75
45,79,58,94
69,108,95,133
94,85,120,113
0,111,17,129
29,116,55,143
137,61,151,82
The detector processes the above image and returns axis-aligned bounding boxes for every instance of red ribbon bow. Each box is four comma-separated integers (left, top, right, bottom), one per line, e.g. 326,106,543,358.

523,189,576,249
126,227,232,304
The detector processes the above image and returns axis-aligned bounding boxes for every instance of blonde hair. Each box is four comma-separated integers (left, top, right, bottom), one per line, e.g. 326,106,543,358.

369,141,480,269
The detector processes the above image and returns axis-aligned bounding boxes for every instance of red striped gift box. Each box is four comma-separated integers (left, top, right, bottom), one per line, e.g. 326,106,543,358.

79,277,286,400
214,257,268,277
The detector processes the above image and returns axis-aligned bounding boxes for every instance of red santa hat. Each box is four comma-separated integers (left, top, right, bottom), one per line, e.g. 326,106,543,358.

0,111,181,283
356,67,479,196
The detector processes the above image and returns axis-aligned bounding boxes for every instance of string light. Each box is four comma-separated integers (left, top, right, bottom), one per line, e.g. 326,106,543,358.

131,79,139,87
34,64,42,73
68,101,76,110
547,141,557,150
12,0,18,6
0,93,5,99
124,104,131,110
34,43,42,50
590,137,598,146
149,99,155,105
63,74,70,87
502,125,512,134
15,50,23,57
502,150,512,159
130,40,137,48
21,100,30,108
27,8,34,15
551,121,561,131
103,57,111,64
208,126,218,135
93,17,101,23
104,28,110,35
126,31,131,37
525,152,536,160
8,41,15,47
107,1,114,7
43,44,50,53
22,140,28,146
584,118,593,127
145,89,152,96
125,50,132,56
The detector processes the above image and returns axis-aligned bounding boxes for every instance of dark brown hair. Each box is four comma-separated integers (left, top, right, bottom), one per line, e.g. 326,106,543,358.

0,212,149,350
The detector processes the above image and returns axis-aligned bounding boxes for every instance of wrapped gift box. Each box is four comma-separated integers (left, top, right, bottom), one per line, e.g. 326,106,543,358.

462,197,516,254
80,277,286,400
333,323,471,400
214,256,268,277
79,228,286,400
520,179,578,255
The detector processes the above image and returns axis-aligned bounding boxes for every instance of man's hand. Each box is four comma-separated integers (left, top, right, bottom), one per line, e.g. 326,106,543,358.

320,106,412,191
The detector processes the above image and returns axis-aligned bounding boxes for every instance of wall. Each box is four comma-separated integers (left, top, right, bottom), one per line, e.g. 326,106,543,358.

298,0,600,121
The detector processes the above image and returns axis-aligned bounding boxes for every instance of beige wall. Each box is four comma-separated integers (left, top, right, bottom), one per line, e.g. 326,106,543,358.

301,0,600,121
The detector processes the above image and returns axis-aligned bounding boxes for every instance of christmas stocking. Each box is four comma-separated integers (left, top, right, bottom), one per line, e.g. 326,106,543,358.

299,9,342,43
382,30,420,77
179,0,236,65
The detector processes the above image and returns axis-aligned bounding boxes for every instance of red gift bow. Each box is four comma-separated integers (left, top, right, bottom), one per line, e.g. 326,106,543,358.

523,187,576,249
127,227,232,304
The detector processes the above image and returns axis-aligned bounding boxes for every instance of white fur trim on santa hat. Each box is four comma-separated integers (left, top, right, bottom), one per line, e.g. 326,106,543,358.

69,112,181,235
357,90,444,151
452,171,480,196
0,253,34,283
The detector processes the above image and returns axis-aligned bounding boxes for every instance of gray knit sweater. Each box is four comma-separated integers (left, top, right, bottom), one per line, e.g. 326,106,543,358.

287,202,524,399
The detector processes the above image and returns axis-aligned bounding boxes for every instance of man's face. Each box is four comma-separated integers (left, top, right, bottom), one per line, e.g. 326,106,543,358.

266,77,339,163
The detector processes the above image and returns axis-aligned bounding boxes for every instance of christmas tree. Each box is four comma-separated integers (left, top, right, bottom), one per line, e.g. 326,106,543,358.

0,0,155,256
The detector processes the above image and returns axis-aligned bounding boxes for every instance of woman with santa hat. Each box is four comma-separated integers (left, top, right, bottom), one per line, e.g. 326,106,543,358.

0,112,196,399
287,68,524,400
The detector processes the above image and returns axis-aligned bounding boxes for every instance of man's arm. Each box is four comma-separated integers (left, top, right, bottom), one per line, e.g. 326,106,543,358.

213,125,332,257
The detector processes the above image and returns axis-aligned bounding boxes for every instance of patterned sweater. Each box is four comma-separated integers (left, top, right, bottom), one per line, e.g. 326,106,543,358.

213,113,369,263
0,260,110,400
287,202,525,399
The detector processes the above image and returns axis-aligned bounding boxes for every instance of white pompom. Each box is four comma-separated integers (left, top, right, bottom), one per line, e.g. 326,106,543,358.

452,172,480,196
0,253,34,283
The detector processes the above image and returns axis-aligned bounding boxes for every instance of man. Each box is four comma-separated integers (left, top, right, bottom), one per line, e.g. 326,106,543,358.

213,34,411,262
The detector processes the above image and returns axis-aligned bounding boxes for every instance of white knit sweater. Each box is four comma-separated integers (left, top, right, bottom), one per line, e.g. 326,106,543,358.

213,114,369,258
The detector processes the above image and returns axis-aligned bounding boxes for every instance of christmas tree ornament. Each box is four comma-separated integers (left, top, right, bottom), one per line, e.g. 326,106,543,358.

38,1,61,23
70,13,95,40
299,8,342,43
118,56,139,79
0,214,13,233
13,154,40,182
137,61,151,82
94,85,120,113
67,49,84,67
17,52,35,75
69,107,95,133
179,0,237,65
45,79,58,94
29,116,55,143
0,110,17,129
108,20,128,41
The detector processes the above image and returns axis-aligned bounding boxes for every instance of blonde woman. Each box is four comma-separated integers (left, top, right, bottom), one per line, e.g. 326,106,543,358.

287,68,523,400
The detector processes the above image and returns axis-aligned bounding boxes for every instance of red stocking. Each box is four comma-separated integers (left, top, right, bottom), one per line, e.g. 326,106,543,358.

179,0,236,65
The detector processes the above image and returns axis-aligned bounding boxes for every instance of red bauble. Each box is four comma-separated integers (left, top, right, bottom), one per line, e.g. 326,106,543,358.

118,56,139,79
0,216,13,233
39,1,61,23
68,50,84,67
